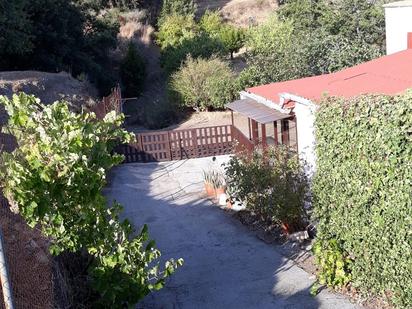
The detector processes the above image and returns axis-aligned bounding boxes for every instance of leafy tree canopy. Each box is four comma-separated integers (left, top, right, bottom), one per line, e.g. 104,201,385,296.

200,10,224,37
219,25,246,59
0,0,121,95
120,42,146,97
158,0,196,25
171,56,236,111
156,14,198,50
239,0,388,88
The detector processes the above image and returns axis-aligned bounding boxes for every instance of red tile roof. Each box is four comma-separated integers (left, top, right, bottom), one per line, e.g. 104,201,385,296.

247,49,412,105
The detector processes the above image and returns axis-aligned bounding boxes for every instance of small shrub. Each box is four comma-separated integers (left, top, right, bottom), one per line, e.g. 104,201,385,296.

311,238,352,294
225,146,309,228
120,42,146,97
170,56,236,111
160,31,225,75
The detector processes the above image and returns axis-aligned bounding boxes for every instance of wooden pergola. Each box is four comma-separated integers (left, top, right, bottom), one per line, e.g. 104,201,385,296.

226,98,294,148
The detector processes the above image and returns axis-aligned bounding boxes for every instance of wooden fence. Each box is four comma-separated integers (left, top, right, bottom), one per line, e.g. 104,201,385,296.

89,85,122,119
0,85,255,166
117,125,238,163
231,126,254,153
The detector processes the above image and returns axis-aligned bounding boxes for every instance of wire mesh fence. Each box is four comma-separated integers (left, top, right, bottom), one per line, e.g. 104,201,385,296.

0,130,53,309
0,202,53,309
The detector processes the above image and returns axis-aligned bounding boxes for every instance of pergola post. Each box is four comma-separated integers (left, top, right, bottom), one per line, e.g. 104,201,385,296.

261,123,267,148
251,119,259,144
281,119,290,146
248,118,252,140
231,110,234,126
274,121,278,145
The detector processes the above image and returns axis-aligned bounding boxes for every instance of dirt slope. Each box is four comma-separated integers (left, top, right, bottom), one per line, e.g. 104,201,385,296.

0,71,97,106
0,70,97,126
196,0,278,27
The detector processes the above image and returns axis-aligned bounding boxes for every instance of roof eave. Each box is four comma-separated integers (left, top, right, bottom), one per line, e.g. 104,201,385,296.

239,91,291,114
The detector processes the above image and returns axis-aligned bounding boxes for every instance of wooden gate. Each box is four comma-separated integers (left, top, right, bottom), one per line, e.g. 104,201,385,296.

118,125,235,163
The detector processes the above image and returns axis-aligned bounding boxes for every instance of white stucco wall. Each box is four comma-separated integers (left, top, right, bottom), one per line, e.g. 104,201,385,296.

294,102,317,177
384,4,412,55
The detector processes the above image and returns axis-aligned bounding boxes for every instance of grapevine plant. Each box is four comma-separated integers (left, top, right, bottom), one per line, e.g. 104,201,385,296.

0,93,183,307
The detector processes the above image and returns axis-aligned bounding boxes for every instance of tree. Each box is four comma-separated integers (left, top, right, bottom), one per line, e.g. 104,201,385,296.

278,0,387,50
156,14,198,50
304,31,382,75
237,15,305,88
237,1,387,89
171,56,236,111
0,93,183,307
160,32,225,74
0,0,32,63
327,0,386,48
120,43,146,97
277,0,332,33
0,0,119,95
219,25,245,59
158,0,196,25
200,10,223,37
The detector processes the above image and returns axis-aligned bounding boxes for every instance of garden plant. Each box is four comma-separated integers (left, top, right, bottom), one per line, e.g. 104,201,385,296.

0,93,183,307
225,146,309,231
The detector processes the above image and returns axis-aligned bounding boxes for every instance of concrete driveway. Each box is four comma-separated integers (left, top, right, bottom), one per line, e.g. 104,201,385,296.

105,156,359,309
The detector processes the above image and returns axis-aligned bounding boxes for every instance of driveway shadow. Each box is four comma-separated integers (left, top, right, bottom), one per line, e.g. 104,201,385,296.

104,160,358,309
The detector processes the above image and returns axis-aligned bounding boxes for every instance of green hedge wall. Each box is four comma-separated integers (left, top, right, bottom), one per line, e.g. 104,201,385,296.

313,92,412,307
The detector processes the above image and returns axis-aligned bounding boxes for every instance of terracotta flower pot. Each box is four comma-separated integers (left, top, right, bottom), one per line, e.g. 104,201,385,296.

226,199,233,209
214,187,225,199
204,182,215,197
281,221,302,235
281,222,291,235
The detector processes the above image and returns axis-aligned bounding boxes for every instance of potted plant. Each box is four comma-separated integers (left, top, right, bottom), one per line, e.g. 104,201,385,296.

212,173,225,199
203,170,226,200
225,183,235,209
203,170,217,197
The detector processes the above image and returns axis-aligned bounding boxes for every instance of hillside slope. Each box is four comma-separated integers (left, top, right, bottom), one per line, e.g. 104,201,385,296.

0,71,97,125
196,0,278,26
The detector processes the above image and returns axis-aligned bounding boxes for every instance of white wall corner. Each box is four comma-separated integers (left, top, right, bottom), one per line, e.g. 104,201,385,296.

286,95,318,178
384,3,412,55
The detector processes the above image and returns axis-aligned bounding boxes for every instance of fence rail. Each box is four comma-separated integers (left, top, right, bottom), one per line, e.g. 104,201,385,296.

117,124,254,163
0,85,255,166
118,125,236,163
231,126,254,153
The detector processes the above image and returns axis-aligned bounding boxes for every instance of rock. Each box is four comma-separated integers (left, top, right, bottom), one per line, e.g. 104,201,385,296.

288,231,310,243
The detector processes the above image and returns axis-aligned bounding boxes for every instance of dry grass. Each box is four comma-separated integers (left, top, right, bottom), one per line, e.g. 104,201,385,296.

0,71,97,109
196,0,278,27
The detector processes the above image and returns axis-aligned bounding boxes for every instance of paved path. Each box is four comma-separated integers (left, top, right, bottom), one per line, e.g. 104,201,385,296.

105,156,359,309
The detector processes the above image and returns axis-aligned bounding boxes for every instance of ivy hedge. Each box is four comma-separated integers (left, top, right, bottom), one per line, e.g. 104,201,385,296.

313,92,412,307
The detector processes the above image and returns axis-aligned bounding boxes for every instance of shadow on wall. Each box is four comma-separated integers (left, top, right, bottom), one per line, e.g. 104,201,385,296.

103,158,327,309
